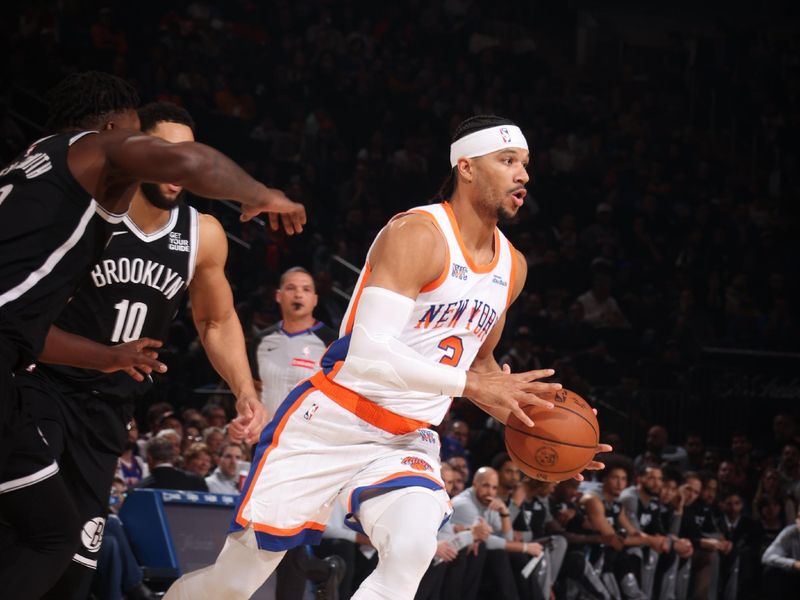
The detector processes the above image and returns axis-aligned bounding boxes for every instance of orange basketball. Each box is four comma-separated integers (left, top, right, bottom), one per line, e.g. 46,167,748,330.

505,388,599,482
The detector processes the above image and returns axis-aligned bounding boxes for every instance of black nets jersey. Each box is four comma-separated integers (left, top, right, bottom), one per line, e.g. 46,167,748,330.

0,132,125,366
39,201,199,398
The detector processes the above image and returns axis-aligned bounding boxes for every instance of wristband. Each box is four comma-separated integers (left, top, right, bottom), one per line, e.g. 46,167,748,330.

522,542,528,553
499,512,510,518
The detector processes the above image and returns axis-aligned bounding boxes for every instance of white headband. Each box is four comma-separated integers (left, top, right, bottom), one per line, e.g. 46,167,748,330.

449,125,528,168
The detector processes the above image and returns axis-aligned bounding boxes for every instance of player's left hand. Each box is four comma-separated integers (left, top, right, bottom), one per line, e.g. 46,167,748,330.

572,407,612,481
230,393,269,444
241,186,306,235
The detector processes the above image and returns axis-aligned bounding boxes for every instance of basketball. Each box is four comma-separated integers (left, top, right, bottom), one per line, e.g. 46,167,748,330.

505,388,600,482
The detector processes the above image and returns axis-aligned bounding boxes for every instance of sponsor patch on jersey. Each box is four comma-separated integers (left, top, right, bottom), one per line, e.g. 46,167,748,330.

168,231,190,252
401,456,433,472
303,402,319,421
451,263,468,281
491,274,508,287
292,357,316,369
418,429,438,445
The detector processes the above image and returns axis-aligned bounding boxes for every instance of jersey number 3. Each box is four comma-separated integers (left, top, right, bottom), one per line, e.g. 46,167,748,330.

438,335,464,367
111,299,148,343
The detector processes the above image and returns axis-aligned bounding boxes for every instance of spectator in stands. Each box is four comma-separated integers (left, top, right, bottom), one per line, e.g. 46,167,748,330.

203,426,226,461
772,414,799,455
449,467,543,600
679,472,732,599
656,469,694,600
633,425,688,471
682,432,705,471
442,420,471,461
93,477,156,600
576,272,629,329
137,436,208,492
205,442,244,495
753,467,797,526
116,417,149,487
447,455,470,488
717,461,745,500
182,442,213,478
761,514,800,597
717,490,761,598
201,402,227,429
777,442,800,503
155,428,182,459
491,453,523,510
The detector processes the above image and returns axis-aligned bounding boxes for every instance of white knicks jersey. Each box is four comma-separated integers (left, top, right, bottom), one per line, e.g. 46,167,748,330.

320,201,517,426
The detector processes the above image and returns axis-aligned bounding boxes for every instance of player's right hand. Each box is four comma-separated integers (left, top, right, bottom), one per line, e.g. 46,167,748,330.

471,518,492,541
241,186,306,234
104,338,167,381
527,542,544,556
435,540,458,562
466,366,561,427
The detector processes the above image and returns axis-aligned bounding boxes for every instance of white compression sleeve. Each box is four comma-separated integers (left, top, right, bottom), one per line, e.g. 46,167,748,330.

340,286,467,397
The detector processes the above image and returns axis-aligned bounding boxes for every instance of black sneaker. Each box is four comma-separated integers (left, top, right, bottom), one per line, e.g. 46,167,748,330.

315,554,346,600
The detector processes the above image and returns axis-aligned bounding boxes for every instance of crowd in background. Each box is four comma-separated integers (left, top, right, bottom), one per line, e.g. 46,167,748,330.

2,0,800,598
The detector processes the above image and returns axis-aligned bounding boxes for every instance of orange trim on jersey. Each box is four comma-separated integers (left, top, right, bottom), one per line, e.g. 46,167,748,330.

408,209,450,293
327,360,345,380
235,386,316,529
251,520,326,536
506,239,518,308
310,371,429,435
442,202,501,273
344,262,372,335
348,471,445,513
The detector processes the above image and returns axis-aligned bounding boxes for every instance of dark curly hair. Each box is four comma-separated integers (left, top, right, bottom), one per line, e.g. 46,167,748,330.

46,71,140,131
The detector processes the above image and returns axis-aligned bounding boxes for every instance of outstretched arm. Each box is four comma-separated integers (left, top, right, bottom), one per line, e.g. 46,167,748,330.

70,130,306,233
189,214,267,443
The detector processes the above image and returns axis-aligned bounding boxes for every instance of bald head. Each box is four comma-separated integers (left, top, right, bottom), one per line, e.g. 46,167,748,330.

473,467,499,506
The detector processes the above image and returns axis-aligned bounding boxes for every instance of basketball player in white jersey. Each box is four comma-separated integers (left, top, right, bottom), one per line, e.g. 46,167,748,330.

165,115,611,600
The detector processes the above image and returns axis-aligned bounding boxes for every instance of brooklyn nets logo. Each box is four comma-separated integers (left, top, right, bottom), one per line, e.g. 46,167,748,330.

81,517,106,553
535,446,558,467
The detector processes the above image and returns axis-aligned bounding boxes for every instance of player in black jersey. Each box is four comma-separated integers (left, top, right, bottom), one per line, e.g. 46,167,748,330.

619,466,693,599
14,101,267,599
0,72,304,599
580,462,652,600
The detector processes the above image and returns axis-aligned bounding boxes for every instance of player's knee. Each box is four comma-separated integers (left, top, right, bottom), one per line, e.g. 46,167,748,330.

383,527,437,571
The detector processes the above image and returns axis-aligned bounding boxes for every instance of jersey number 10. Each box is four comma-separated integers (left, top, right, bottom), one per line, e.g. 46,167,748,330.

111,299,149,343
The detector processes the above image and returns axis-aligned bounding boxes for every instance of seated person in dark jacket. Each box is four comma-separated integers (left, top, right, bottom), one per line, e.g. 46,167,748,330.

716,491,761,599
136,436,208,492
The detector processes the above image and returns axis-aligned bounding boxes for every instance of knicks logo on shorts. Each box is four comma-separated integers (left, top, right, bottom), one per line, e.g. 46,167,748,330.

401,456,433,472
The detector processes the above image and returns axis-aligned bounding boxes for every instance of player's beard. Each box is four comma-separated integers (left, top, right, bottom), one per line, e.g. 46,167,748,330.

141,182,184,210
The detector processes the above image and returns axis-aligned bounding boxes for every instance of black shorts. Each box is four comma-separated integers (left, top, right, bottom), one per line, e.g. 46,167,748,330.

0,363,57,494
1,367,133,568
